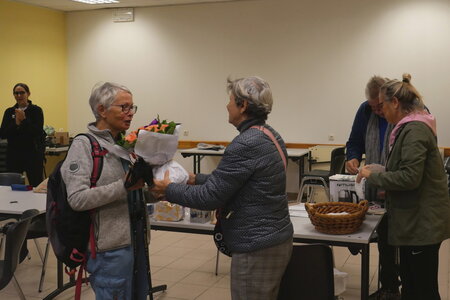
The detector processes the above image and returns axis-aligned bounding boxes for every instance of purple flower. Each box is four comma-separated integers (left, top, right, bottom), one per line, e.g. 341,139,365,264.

149,118,158,126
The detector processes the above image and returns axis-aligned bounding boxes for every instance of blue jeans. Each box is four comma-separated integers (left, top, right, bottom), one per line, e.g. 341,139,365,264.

87,246,134,300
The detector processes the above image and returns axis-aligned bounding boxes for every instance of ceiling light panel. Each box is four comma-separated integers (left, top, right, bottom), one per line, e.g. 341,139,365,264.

71,0,119,4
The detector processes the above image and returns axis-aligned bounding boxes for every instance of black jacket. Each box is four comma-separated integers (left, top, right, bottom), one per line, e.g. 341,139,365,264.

0,100,45,156
167,118,293,252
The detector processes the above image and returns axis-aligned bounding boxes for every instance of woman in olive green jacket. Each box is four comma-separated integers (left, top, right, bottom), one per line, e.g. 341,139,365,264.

357,74,450,300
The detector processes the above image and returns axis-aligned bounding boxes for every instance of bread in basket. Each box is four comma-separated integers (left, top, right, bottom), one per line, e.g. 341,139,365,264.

305,200,369,234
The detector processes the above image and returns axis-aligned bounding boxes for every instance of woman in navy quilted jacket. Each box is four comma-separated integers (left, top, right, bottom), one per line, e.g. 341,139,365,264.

152,76,293,300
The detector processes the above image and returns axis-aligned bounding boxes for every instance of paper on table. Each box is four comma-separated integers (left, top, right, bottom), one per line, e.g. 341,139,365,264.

289,203,309,218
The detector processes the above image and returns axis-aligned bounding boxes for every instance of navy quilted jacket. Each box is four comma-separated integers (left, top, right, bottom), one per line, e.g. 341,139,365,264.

166,118,293,253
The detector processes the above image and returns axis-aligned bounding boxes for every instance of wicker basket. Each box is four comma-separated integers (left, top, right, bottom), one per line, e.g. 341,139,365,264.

305,200,369,234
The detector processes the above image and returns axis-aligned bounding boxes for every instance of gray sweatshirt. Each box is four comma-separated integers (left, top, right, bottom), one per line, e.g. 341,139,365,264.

61,123,133,252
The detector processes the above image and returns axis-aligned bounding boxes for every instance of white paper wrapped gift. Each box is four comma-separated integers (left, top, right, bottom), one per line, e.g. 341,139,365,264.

153,201,185,221
134,125,180,165
153,160,189,184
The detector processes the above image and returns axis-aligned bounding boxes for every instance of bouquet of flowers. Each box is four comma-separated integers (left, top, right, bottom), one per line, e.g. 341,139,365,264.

117,117,177,150
118,116,189,185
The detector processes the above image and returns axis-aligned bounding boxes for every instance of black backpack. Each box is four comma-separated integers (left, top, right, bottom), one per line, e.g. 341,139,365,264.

46,133,107,271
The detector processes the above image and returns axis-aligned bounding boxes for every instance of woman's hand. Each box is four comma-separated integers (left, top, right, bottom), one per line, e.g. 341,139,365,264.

14,109,26,125
187,172,196,185
346,158,360,175
126,178,145,191
356,166,372,183
151,170,172,198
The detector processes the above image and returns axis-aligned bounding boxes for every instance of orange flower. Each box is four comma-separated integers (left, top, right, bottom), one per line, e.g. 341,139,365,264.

125,131,137,143
145,125,159,132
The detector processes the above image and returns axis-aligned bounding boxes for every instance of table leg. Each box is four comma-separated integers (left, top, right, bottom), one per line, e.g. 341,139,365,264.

361,243,370,300
193,155,200,174
298,155,306,188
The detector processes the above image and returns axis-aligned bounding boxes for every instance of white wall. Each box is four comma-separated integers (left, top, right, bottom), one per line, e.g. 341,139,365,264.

66,0,450,192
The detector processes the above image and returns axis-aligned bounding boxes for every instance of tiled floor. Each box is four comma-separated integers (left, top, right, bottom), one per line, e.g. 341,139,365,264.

1,232,448,299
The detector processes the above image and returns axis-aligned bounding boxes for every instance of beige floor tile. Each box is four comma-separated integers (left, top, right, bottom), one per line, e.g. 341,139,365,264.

212,275,230,288
152,267,192,283
151,254,181,268
2,230,449,300
179,271,223,287
154,293,185,300
196,287,231,300
184,247,217,260
150,242,172,254
170,238,209,250
164,282,208,299
196,257,230,275
155,245,193,258
166,256,210,271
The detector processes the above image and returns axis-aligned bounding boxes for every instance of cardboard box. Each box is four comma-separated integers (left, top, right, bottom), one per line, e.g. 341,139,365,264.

53,132,69,145
329,174,361,203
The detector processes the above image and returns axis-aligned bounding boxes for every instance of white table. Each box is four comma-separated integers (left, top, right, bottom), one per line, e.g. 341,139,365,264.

151,211,382,300
0,186,46,214
179,147,309,187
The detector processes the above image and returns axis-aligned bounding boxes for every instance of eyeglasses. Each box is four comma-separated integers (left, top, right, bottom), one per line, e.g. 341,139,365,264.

13,91,26,96
110,104,138,114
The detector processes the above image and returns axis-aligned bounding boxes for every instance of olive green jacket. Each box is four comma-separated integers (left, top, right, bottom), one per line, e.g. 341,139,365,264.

368,121,450,246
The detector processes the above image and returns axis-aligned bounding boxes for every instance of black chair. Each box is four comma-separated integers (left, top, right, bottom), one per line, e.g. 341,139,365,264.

277,244,335,300
297,147,346,202
0,209,38,299
25,212,49,292
0,172,49,292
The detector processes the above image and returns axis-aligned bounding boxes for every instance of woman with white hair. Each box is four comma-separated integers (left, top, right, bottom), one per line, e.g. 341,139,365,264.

152,76,293,300
61,82,149,299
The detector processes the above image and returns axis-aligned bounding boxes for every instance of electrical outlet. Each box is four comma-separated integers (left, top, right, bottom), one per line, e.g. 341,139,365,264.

183,130,189,136
328,134,335,141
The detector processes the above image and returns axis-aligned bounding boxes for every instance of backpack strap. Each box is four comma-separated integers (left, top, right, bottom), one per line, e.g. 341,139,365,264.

76,133,109,188
251,126,287,170
75,133,108,259
72,133,108,300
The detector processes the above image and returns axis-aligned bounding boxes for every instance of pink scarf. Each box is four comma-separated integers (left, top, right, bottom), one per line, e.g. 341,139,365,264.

389,110,437,148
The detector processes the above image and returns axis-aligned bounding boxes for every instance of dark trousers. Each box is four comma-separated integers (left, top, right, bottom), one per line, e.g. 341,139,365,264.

377,215,401,291
7,152,44,187
399,242,441,300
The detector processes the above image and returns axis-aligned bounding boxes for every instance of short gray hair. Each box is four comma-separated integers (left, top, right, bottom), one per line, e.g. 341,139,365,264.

227,76,273,120
365,75,388,101
89,82,132,120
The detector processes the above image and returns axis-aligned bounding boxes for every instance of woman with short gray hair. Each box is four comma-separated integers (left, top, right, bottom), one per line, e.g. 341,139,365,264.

89,82,133,120
153,76,293,300
61,82,147,299
226,76,273,120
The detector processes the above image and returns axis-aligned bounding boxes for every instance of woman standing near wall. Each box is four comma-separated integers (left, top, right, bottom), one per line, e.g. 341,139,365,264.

0,83,46,186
